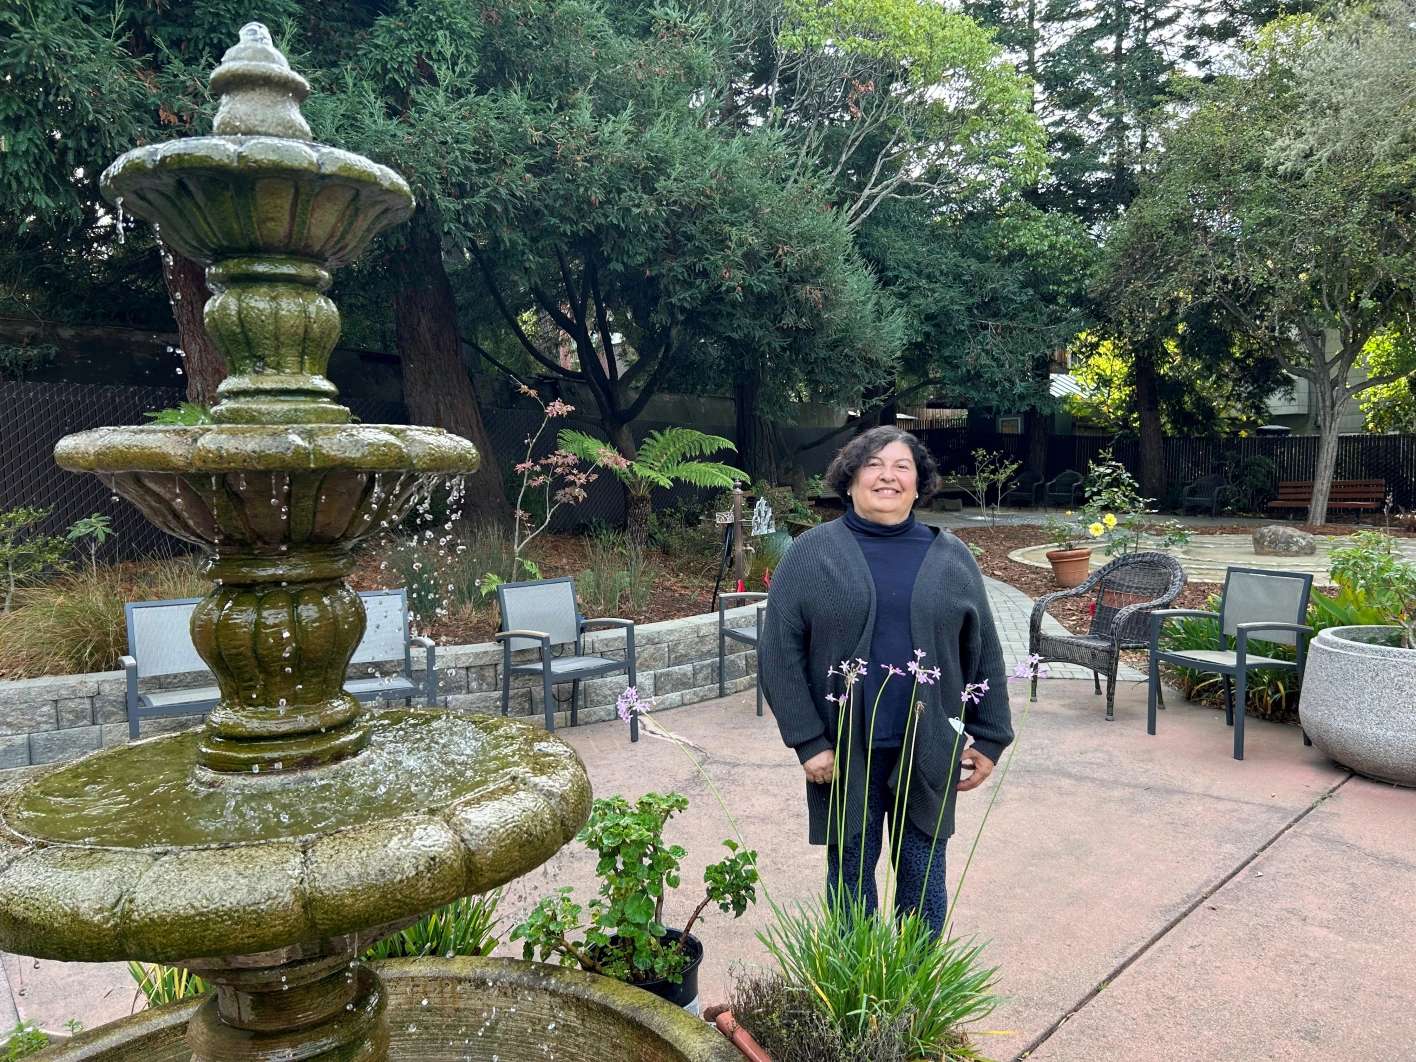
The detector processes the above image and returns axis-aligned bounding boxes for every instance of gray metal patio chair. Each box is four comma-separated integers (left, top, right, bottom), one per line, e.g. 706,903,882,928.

1147,567,1314,760
495,576,638,739
1029,551,1187,720
122,589,435,739
1182,474,1231,517
1043,470,1085,511
718,591,767,715
1001,471,1045,508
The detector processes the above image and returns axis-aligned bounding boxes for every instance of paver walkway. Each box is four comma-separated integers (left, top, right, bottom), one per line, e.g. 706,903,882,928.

986,576,1146,683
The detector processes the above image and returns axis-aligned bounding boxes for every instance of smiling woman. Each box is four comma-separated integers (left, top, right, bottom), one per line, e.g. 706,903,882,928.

759,426,1014,940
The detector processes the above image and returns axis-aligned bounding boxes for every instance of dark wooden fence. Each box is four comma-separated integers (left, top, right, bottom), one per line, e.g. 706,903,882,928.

914,429,1416,513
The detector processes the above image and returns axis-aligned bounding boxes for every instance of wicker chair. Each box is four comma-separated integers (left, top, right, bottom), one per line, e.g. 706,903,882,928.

1029,552,1187,720
1043,470,1085,511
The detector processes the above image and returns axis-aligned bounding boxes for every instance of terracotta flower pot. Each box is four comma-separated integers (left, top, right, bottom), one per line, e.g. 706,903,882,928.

1046,546,1093,588
713,1009,773,1062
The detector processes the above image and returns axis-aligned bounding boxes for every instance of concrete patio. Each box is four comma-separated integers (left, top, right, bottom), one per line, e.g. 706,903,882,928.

6,678,1413,1061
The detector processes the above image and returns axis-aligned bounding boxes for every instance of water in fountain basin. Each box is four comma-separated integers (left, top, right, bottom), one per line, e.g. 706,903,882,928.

7,712,534,849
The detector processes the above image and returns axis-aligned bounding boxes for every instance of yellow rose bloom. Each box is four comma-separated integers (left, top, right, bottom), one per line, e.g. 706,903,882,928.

1103,513,1117,529
1088,522,1105,537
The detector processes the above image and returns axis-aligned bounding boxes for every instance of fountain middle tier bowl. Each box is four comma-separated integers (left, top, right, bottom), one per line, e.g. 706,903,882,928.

55,423,479,562
0,711,591,964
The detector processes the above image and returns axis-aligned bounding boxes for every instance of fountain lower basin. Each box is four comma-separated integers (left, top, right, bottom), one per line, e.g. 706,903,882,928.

0,712,591,963
33,958,741,1062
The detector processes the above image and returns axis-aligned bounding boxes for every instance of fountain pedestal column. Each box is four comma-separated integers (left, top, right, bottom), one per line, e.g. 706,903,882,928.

187,955,387,1062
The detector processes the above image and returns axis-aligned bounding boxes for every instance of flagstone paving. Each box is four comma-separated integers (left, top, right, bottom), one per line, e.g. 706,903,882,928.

1007,533,1416,586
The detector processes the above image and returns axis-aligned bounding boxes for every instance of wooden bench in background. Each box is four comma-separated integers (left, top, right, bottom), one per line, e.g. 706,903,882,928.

1266,479,1387,522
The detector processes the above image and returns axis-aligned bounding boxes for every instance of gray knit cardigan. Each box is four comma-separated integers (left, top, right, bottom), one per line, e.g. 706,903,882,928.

758,516,1013,846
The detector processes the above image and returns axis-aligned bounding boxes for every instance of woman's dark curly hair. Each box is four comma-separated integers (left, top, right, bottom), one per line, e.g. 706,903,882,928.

824,425,941,507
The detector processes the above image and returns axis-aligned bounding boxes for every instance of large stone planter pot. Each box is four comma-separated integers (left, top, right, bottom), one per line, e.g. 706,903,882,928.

1300,625,1416,786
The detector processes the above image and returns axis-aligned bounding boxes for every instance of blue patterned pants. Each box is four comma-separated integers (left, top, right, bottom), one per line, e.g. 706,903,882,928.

825,745,948,939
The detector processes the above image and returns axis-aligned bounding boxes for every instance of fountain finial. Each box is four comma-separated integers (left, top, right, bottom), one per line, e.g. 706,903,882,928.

209,22,312,139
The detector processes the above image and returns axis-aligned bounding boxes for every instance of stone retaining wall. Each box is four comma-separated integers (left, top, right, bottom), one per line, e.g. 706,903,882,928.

0,606,760,770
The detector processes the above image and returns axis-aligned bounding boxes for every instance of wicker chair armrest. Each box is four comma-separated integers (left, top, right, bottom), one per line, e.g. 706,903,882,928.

1110,586,1188,646
1150,609,1219,622
1030,583,1094,635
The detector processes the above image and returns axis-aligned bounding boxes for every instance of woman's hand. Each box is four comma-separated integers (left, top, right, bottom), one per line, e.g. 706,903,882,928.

802,749,836,785
956,748,995,792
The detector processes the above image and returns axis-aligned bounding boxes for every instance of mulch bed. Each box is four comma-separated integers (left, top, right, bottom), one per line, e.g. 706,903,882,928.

348,533,732,646
952,524,1228,636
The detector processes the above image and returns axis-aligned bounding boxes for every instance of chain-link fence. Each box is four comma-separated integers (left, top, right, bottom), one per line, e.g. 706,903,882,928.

0,382,732,561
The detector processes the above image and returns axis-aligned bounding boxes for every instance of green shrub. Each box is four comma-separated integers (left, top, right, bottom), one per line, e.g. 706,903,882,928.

511,791,758,986
1,1021,48,1060
363,891,501,960
579,530,629,616
625,544,657,612
1223,455,1279,513
0,556,208,678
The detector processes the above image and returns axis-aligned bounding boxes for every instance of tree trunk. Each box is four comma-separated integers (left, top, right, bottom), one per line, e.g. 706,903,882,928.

734,373,777,483
1134,346,1167,503
394,209,511,527
161,245,225,406
1028,409,1050,475
1307,382,1344,527
625,491,652,554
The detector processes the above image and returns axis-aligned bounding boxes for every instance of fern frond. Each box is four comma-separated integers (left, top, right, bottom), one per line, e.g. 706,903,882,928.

658,461,745,489
556,429,614,465
637,428,736,469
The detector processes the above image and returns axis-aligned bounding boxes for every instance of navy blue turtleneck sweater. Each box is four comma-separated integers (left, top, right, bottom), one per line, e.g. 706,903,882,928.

843,507,938,747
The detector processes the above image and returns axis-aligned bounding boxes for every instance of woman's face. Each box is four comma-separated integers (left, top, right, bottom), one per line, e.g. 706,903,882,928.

849,440,918,524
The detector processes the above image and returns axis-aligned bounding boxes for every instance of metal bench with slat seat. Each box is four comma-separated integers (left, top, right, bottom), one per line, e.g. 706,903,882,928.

1266,479,1386,522
121,589,436,739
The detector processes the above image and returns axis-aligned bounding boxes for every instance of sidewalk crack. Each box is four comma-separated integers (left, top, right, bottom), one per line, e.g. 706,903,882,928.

1014,769,1354,1061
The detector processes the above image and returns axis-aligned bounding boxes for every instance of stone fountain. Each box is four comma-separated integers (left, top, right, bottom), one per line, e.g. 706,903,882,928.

1,24,736,1062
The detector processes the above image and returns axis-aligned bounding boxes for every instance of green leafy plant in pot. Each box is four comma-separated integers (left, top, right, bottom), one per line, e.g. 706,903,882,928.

511,786,758,1014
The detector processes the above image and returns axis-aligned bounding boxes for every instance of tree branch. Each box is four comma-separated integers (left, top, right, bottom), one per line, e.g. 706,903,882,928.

468,241,585,381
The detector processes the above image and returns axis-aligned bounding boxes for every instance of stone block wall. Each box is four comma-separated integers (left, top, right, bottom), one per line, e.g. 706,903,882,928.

0,606,761,769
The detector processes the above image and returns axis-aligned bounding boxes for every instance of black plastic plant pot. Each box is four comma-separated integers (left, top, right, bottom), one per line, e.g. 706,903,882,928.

630,929,704,1015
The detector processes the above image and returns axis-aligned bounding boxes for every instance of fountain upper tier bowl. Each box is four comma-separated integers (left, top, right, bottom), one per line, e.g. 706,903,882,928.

0,711,592,964
101,136,413,270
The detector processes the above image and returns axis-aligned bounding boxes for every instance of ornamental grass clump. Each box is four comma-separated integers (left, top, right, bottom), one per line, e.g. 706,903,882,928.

756,898,1000,1062
362,890,501,960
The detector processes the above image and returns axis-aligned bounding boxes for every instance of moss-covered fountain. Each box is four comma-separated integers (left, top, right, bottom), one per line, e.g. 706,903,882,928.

3,24,736,1062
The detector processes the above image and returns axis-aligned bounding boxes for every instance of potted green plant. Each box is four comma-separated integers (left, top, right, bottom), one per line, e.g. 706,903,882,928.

511,789,758,1015
1040,511,1098,588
